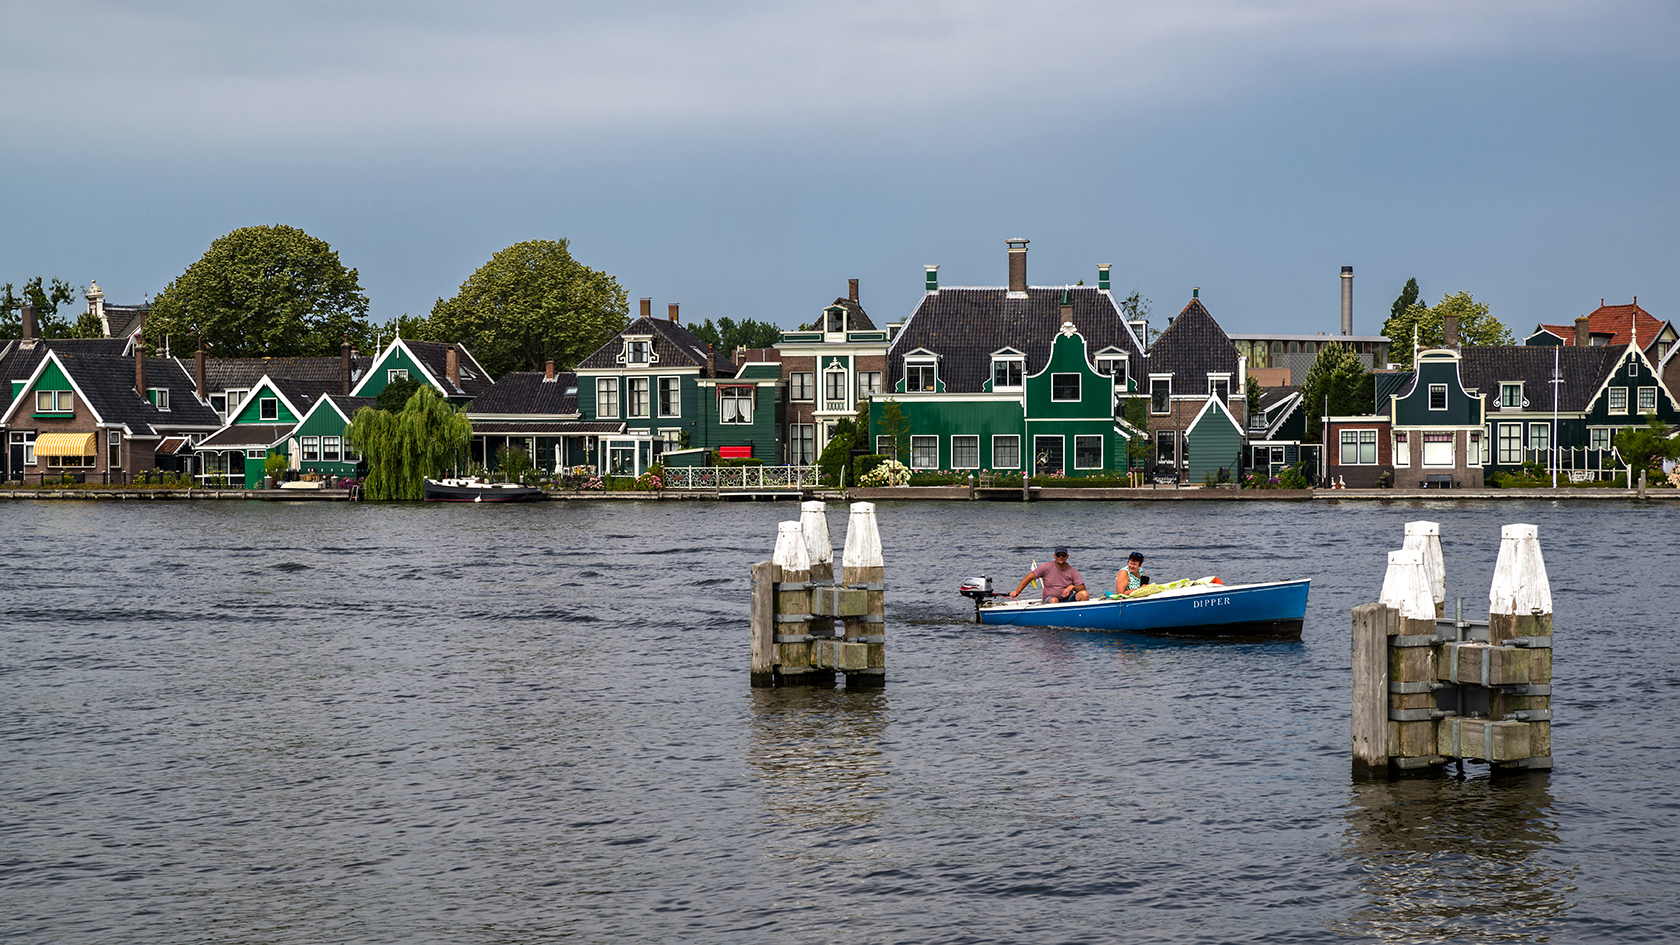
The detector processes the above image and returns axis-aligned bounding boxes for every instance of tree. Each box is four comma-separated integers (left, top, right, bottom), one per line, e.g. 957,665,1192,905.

1246,375,1264,419
375,376,424,413
878,399,912,465
1613,415,1680,476
1122,395,1150,469
1118,290,1152,346
1,277,79,338
426,239,627,377
1381,290,1513,370
345,386,474,501
1301,341,1375,441
1390,277,1420,326
691,316,783,355
148,225,372,357
816,417,858,485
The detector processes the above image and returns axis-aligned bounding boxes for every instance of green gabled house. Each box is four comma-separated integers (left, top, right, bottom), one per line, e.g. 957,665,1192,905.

867,241,1147,476
1182,396,1244,483
350,338,493,406
194,375,321,488
574,298,778,475
273,393,375,482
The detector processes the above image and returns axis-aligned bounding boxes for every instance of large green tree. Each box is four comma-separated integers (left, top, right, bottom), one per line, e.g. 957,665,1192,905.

1301,341,1376,441
691,316,782,355
1613,415,1680,477
1390,277,1421,326
426,239,627,377
1,277,80,338
148,225,372,357
1381,290,1513,370
345,386,474,501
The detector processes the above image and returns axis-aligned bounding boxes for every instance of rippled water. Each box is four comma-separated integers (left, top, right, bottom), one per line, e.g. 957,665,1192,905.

2,498,1677,944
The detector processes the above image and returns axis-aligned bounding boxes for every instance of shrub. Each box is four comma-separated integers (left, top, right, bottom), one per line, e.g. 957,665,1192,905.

1278,463,1309,490
853,454,889,483
858,459,911,487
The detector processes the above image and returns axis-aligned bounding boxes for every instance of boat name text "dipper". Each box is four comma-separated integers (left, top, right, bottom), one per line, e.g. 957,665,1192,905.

1191,596,1233,608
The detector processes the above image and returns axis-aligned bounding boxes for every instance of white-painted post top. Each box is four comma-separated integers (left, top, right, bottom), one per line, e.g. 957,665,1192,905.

799,501,833,566
773,521,811,572
1490,523,1551,615
843,502,883,569
1379,549,1435,620
1402,520,1446,605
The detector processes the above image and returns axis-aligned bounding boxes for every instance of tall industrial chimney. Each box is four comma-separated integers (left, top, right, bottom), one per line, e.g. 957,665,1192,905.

1341,266,1353,336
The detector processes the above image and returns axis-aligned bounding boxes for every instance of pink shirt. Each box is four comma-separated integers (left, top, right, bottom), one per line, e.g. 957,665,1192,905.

1029,562,1084,600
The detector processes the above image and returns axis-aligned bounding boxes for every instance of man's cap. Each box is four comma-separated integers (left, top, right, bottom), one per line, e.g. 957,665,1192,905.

1053,546,1069,556
1128,552,1145,562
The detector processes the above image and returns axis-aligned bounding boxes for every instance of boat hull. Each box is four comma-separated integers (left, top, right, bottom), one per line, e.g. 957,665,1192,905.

978,579,1309,639
423,479,546,502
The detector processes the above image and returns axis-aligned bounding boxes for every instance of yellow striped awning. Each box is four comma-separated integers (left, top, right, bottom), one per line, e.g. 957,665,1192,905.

34,432,98,457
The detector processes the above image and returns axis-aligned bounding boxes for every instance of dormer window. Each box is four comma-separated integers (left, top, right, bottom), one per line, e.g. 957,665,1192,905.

1095,354,1128,387
1500,383,1522,408
906,360,937,392
150,388,170,411
626,340,651,365
992,355,1024,390
825,306,845,334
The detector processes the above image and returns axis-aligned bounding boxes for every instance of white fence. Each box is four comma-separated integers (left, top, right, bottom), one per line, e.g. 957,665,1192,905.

657,465,822,490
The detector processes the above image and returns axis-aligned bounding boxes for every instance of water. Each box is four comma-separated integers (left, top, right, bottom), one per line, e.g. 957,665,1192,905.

2,498,1676,944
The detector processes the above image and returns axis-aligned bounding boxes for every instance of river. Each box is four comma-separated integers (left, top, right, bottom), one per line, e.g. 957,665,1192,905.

2,497,1675,943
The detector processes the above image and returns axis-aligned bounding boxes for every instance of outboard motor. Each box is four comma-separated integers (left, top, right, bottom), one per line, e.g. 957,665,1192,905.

959,576,997,622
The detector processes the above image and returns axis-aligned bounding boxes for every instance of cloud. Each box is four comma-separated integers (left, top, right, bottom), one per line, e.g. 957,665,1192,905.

1,0,1664,155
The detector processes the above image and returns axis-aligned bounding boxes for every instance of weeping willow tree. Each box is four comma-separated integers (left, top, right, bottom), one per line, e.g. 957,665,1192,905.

346,386,474,500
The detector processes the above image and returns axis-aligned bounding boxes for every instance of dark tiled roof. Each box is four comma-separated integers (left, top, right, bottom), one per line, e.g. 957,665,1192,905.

402,340,494,397
56,354,222,432
203,355,361,393
1459,345,1624,412
320,394,377,420
466,371,580,416
1,338,132,393
471,421,623,435
575,317,737,376
1143,298,1238,390
198,423,295,450
885,287,1144,393
102,304,149,340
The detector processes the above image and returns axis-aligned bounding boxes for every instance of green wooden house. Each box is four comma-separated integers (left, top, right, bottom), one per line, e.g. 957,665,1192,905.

350,338,492,406
1182,396,1244,483
195,375,321,488
273,393,375,482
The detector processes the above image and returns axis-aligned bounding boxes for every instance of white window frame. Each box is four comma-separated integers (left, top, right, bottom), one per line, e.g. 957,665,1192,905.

259,398,279,421
857,371,882,398
1428,384,1448,410
824,369,848,409
790,423,816,465
1528,422,1550,458
905,360,937,392
1637,386,1657,412
1468,429,1483,467
1052,373,1081,402
657,376,682,418
1208,374,1231,403
108,431,121,470
151,388,169,411
1095,355,1128,386
1422,432,1454,467
1497,422,1523,465
1339,429,1377,465
596,378,620,418
909,435,938,469
1150,377,1171,415
625,339,651,365
991,434,1020,469
1074,434,1103,470
876,435,896,456
1393,431,1410,467
1608,387,1628,414
1500,382,1523,409
13,431,37,466
789,372,814,402
387,369,408,383
1589,427,1610,450
323,436,342,463
301,436,321,462
991,357,1024,391
719,386,754,424
627,377,651,419
1155,430,1176,464
951,435,979,469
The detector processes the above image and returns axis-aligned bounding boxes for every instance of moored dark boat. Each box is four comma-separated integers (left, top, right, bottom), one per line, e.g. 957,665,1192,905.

423,477,546,502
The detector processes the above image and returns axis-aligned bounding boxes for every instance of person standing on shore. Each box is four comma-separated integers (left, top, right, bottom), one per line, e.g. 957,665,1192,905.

1115,552,1150,596
1010,546,1088,603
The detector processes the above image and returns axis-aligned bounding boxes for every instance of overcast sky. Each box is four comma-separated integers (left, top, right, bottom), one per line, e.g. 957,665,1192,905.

4,0,1677,338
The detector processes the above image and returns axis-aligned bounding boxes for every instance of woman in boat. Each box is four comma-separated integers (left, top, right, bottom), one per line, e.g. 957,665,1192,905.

1115,552,1150,596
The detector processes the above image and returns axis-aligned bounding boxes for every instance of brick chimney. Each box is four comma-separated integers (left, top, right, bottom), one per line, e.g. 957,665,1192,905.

196,341,207,403
20,305,37,344
848,279,859,303
707,343,715,378
446,344,460,391
341,338,352,395
668,302,679,325
135,334,147,398
640,297,651,320
1574,315,1590,347
545,359,555,381
1442,313,1460,349
1006,238,1029,296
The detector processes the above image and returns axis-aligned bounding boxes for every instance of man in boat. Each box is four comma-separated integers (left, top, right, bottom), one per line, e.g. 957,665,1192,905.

1115,552,1150,596
1009,547,1089,603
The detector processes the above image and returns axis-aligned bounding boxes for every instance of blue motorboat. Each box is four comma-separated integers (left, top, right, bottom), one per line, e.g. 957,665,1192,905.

961,577,1309,639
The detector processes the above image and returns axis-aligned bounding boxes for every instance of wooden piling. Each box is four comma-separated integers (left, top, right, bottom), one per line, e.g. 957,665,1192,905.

1351,602,1395,773
1378,549,1443,768
772,520,821,684
1403,521,1446,618
750,560,775,687
841,501,886,687
1486,523,1553,767
801,500,836,644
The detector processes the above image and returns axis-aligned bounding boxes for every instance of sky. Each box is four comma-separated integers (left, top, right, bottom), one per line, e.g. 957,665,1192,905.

3,0,1678,339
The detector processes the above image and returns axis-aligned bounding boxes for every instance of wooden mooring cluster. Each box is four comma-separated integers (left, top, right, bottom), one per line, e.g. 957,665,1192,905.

1353,521,1554,775
750,501,886,688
